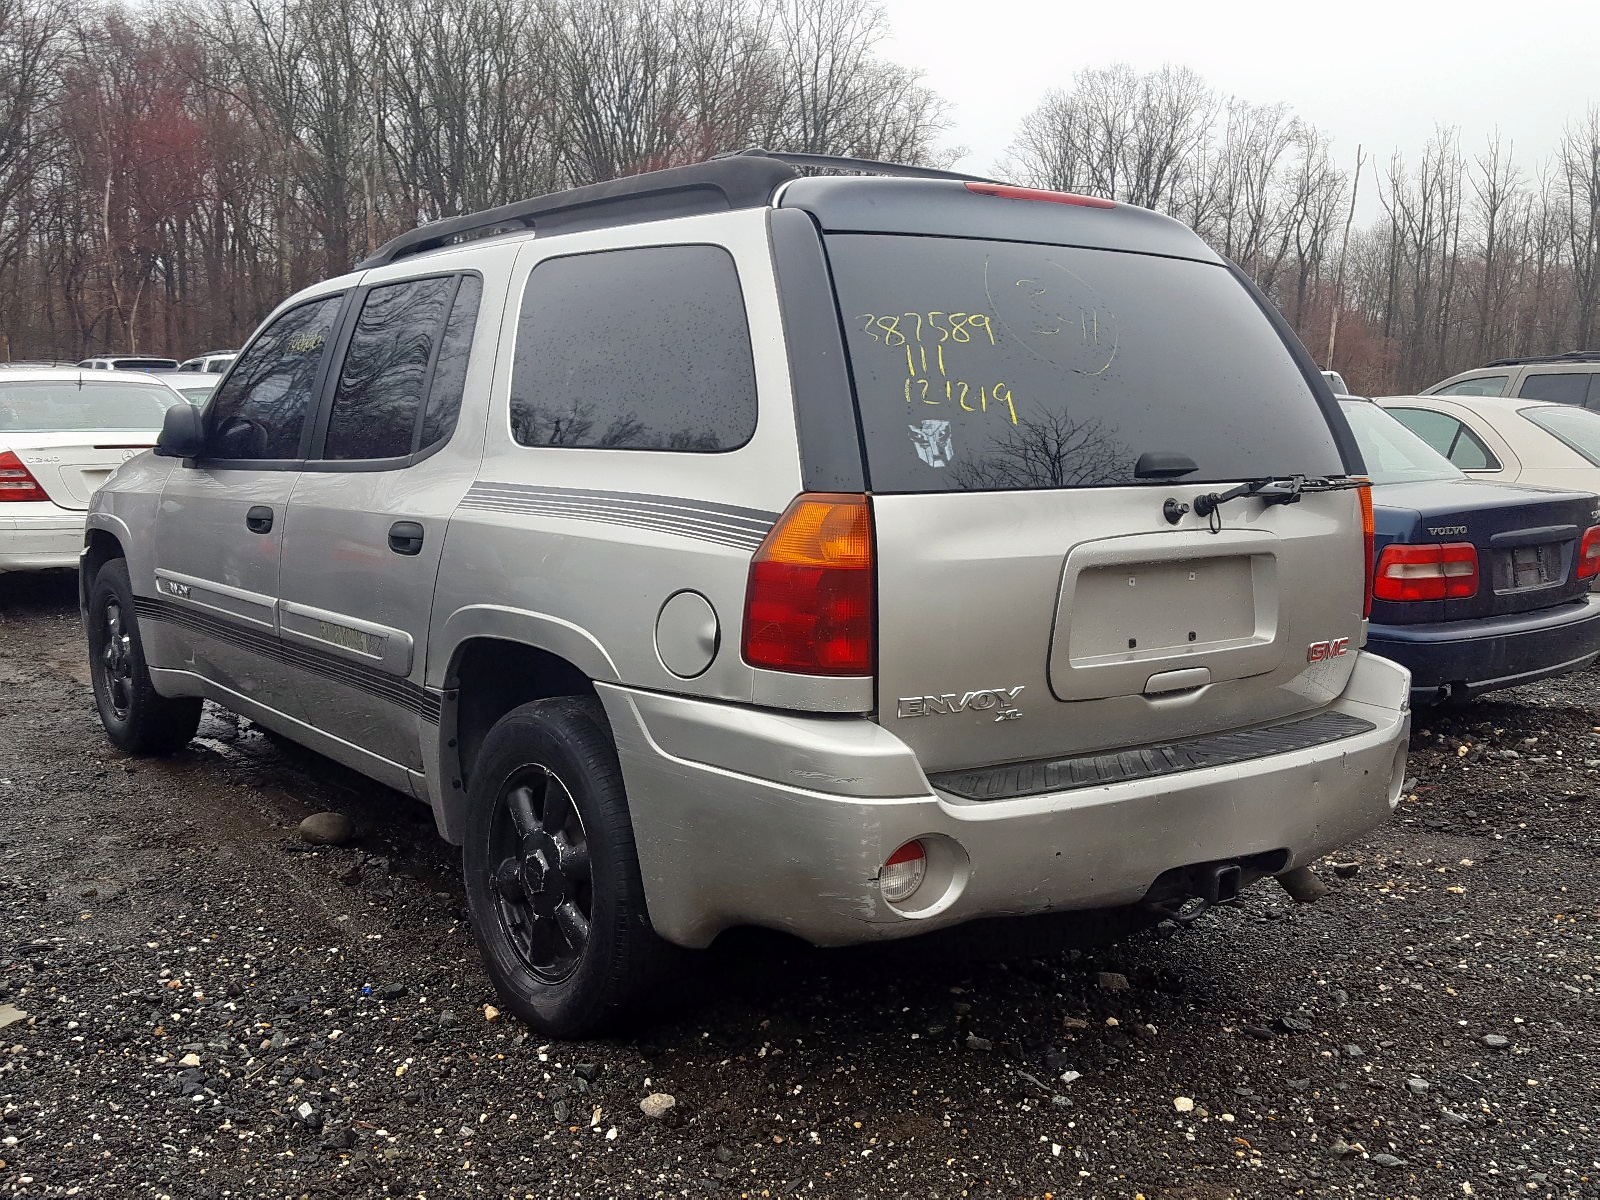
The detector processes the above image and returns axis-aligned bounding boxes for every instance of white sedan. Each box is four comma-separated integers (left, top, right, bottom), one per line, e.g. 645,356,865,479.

0,368,175,572
1377,394,1600,493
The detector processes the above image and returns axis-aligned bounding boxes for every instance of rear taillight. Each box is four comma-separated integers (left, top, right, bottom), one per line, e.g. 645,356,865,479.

742,493,873,676
1579,526,1600,580
964,181,1117,209
1373,542,1479,602
0,451,47,502
1358,481,1374,618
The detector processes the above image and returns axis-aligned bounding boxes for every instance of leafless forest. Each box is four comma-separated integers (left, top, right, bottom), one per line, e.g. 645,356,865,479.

1,0,1597,393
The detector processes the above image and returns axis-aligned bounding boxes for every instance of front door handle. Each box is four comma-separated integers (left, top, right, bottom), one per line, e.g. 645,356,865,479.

388,521,425,556
246,505,274,534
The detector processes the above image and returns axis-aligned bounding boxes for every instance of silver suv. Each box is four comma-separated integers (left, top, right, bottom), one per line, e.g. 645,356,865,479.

81,152,1411,1036
1424,351,1600,406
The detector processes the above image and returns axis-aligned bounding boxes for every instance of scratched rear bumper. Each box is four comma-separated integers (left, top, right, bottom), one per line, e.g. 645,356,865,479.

598,652,1411,949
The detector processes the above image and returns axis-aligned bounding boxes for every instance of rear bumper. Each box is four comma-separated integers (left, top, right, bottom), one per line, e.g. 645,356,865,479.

1369,594,1600,702
600,651,1411,949
0,505,84,571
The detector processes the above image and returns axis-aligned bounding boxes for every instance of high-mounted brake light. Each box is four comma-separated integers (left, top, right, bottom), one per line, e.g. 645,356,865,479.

964,182,1117,209
0,451,47,503
742,493,873,676
1373,542,1479,602
1579,526,1600,581
1357,481,1374,618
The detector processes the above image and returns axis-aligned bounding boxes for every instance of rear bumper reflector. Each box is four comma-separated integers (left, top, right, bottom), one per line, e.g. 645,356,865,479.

930,711,1377,802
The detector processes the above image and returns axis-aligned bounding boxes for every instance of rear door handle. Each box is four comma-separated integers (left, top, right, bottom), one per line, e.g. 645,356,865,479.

388,521,425,556
246,505,273,534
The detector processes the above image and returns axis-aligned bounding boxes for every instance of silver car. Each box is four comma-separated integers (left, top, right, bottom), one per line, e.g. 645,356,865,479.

81,152,1411,1036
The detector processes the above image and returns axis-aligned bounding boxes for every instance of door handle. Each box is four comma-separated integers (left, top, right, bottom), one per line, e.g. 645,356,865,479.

388,521,425,556
246,505,274,534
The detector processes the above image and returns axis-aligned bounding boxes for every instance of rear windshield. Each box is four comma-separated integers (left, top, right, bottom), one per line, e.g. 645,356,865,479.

826,234,1343,492
1339,399,1462,485
1522,404,1600,466
0,380,173,433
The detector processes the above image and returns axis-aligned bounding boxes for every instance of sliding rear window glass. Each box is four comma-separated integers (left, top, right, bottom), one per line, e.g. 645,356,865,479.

826,234,1342,492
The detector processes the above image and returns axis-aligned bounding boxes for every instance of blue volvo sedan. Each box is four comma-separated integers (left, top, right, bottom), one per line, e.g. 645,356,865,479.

1341,397,1600,704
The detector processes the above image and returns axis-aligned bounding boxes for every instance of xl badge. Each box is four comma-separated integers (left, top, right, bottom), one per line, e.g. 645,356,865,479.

898,686,1025,722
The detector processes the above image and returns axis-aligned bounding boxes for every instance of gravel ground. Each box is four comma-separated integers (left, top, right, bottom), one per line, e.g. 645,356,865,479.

1,570,1597,1199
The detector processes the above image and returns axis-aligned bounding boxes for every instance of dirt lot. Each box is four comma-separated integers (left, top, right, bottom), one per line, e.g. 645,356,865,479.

0,571,1596,1199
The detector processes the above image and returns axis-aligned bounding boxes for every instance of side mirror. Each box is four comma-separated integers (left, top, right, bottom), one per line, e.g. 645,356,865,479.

154,401,205,459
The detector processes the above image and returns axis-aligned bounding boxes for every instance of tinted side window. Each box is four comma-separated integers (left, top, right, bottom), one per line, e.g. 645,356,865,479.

510,246,756,451
208,296,342,460
1386,408,1499,469
1436,375,1509,396
325,277,455,460
419,275,482,449
1517,371,1589,405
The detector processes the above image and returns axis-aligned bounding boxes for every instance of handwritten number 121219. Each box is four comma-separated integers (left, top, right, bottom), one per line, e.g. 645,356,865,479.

858,313,996,346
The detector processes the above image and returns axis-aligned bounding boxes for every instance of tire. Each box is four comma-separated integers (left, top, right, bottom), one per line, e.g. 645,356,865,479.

462,697,679,1038
86,559,203,755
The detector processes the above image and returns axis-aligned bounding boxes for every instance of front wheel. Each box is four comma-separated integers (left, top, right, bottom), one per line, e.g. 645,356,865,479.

87,559,202,755
462,697,679,1037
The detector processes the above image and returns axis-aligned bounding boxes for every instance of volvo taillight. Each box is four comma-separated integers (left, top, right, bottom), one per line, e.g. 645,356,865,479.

1373,542,1479,602
0,451,47,503
742,493,873,676
1578,526,1600,580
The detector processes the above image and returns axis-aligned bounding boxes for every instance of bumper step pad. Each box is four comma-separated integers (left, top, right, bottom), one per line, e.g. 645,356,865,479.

930,711,1377,802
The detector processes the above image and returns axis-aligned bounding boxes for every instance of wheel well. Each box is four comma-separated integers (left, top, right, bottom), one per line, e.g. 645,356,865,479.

448,639,596,791
80,529,125,606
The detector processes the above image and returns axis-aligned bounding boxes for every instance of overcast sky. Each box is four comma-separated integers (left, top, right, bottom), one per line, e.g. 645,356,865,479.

877,0,1599,212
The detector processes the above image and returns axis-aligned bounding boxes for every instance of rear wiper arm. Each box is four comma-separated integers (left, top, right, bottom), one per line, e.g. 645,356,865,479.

1188,475,1365,531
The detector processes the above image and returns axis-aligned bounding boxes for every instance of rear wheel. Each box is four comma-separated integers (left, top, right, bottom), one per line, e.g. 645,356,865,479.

462,697,679,1037
87,559,202,755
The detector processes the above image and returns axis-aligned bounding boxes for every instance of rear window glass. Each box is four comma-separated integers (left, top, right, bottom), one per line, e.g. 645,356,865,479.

1517,372,1589,405
1435,374,1509,396
827,235,1342,492
1339,400,1461,486
510,245,756,452
1522,404,1600,466
0,380,173,432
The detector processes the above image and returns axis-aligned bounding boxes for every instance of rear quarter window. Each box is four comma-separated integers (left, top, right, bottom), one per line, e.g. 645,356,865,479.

509,245,756,452
826,234,1342,492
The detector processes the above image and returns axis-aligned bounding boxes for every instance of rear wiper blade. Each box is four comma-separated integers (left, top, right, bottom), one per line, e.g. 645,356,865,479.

1193,474,1364,518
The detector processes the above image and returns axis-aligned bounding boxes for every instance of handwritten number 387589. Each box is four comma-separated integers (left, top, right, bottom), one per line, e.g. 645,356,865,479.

858,313,996,347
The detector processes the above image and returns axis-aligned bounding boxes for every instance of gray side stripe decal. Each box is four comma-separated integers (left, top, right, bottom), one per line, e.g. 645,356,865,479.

135,596,441,724
460,483,778,550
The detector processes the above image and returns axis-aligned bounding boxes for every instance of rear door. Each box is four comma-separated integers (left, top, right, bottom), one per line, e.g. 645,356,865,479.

825,233,1362,773
278,269,489,774
151,293,345,714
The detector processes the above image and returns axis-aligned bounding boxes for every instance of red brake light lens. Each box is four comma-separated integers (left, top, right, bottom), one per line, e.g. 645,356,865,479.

1373,542,1479,602
1579,526,1600,580
742,493,874,676
964,182,1117,209
0,451,48,502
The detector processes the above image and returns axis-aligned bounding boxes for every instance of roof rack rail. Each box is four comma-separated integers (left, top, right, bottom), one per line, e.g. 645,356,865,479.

1484,349,1600,368
357,149,995,270
356,156,798,270
714,147,999,184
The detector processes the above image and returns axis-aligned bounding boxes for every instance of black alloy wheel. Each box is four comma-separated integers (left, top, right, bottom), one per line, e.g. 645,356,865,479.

486,765,593,982
99,595,135,720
